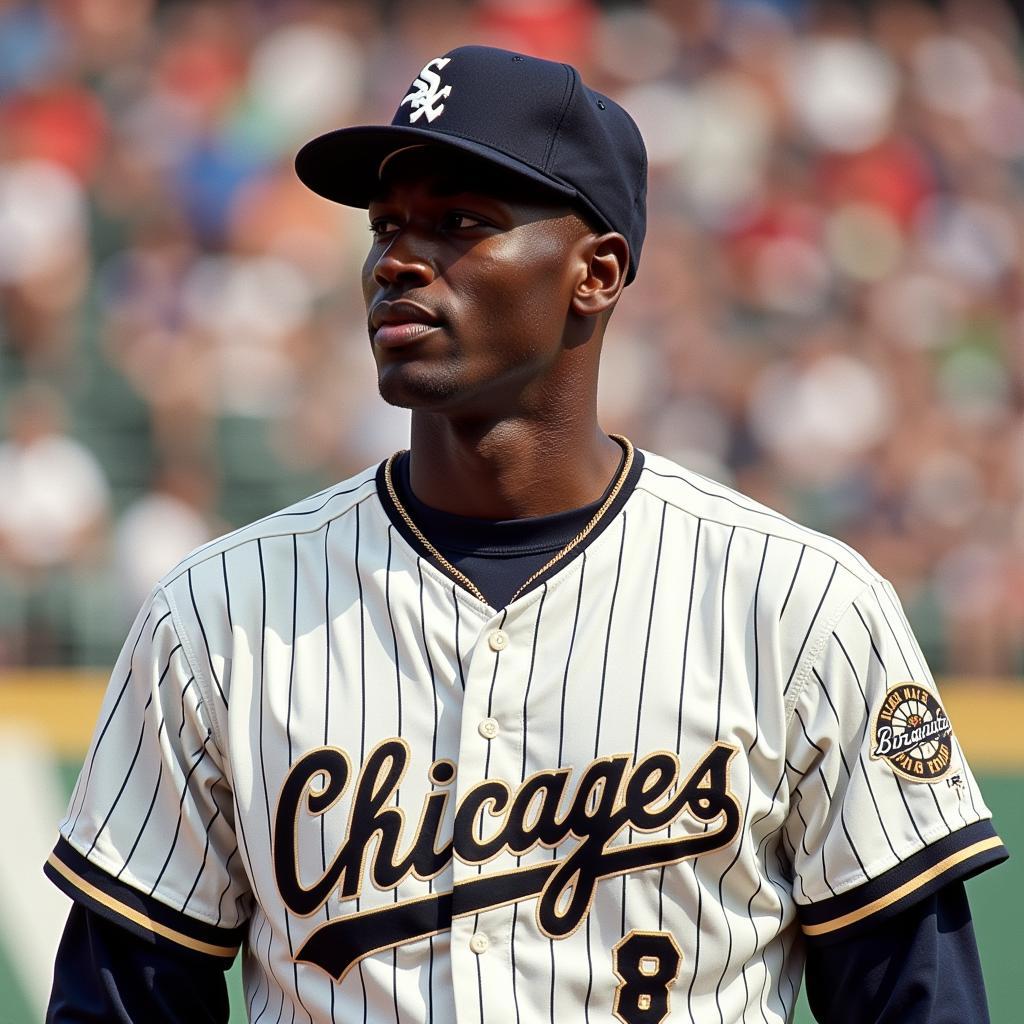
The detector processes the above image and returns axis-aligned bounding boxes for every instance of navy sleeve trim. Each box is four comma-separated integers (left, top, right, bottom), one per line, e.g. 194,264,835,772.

799,819,1008,945
44,836,244,964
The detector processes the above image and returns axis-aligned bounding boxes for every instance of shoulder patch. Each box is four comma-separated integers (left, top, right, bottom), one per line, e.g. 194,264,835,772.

870,682,954,781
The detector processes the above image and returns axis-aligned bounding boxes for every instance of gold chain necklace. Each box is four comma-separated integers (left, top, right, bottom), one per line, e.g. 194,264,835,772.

384,435,635,606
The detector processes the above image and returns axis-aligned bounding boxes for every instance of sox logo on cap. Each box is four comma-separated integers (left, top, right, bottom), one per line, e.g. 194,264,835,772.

401,57,453,123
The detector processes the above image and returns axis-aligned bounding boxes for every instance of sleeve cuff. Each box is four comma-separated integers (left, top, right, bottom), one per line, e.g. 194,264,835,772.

44,836,244,964
798,819,1008,945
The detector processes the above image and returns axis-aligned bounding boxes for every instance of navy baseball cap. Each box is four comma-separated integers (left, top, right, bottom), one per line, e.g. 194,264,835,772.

295,45,648,283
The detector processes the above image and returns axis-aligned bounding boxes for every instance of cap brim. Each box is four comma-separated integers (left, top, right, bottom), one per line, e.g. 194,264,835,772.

295,125,579,209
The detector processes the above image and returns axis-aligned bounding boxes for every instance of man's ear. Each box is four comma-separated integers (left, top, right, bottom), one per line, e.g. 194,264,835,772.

571,232,630,317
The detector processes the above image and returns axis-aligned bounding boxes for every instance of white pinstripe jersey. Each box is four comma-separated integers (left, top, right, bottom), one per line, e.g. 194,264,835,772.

48,449,1006,1023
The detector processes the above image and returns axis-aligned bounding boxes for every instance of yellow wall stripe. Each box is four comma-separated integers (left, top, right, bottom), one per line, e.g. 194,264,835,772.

0,674,108,758
46,852,239,958
802,836,1006,936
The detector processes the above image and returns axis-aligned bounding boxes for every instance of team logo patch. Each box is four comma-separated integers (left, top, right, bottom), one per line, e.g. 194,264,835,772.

400,56,452,123
870,682,954,781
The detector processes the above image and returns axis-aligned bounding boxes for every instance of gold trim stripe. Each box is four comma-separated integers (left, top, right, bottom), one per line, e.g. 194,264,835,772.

46,852,240,958
802,836,1005,936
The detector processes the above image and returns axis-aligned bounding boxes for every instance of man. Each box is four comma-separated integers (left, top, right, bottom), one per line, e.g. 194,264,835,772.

47,46,1006,1023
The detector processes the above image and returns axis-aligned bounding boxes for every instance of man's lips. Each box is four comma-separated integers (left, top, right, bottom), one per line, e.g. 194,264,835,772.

369,300,443,348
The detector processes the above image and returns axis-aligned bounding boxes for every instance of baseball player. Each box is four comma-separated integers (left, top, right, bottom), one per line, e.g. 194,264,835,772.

47,46,1006,1023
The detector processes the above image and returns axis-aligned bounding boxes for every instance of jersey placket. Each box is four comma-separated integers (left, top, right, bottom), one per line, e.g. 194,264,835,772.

449,603,532,1022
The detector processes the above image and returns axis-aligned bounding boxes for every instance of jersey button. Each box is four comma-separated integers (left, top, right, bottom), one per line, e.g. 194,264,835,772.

478,717,500,740
488,629,509,652
469,932,490,955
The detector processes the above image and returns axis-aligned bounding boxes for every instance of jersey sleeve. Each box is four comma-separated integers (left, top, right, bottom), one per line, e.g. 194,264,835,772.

783,578,1008,945
44,587,250,964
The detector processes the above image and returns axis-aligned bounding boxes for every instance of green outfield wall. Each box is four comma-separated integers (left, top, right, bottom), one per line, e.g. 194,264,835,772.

1,675,1019,1024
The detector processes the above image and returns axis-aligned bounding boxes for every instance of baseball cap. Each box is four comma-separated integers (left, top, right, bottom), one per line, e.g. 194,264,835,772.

295,45,648,283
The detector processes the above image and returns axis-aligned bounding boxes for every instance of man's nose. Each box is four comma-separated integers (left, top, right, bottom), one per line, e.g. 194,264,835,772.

372,230,436,288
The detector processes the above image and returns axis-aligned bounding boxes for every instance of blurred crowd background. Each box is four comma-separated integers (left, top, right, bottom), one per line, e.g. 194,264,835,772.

3,0,1024,676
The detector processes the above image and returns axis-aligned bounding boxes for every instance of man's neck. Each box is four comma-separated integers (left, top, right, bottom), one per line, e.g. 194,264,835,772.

406,414,624,519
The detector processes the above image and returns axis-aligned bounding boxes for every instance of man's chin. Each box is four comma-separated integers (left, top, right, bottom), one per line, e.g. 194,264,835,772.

376,365,464,411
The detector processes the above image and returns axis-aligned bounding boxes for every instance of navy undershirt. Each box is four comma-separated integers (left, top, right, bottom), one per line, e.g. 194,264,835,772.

47,448,993,1021
391,448,630,607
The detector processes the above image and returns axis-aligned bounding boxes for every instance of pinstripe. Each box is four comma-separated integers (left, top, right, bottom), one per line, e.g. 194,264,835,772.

545,557,587,1024
688,521,736,1023
321,518,332,892
789,781,835,894
809,665,888,844
221,551,233,643
793,706,867,878
252,906,276,1024
852,600,927,845
286,536,299,768
322,520,338,1024
709,528,756,1021
738,534,772,1024
621,502,666,935
778,824,805,900
584,513,628,1022
750,534,770,750
219,553,258,900
592,513,627,759
417,559,439,1023
189,568,228,708
658,513,702,931
281,534,314,1024
177,676,196,738
183,781,223,913
685,881,705,1023
783,562,838,695
511,587,548,1022
674,516,703,759
249,911,270,1019
715,752,754,1019
215,843,238,927
151,737,211,897
355,505,370,1024
151,735,211,892
64,607,155,832
116,733,164,878
84,643,182,857
779,546,805,620
520,584,547,780
749,773,791,1021
716,526,737,740
557,552,586,768
825,634,903,856
256,539,274,858
386,539,403,1024
250,535,293,1024
356,504,367,767
452,582,467,689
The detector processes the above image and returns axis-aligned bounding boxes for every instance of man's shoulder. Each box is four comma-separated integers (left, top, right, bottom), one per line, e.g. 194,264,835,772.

155,462,381,592
637,449,881,588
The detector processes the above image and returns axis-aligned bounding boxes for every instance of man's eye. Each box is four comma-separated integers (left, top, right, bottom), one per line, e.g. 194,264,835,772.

442,212,485,231
369,218,400,238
